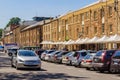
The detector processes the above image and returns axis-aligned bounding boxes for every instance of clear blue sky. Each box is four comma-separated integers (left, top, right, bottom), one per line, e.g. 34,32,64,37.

0,0,98,29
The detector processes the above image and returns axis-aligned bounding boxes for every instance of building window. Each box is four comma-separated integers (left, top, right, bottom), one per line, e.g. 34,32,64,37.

86,12,89,19
86,27,89,34
108,6,112,16
69,17,72,23
76,15,78,22
94,11,97,20
82,27,84,34
59,20,62,25
62,30,64,37
81,14,84,21
94,27,97,34
102,24,105,33
109,24,113,32
101,8,104,17
62,20,65,25
65,20,68,25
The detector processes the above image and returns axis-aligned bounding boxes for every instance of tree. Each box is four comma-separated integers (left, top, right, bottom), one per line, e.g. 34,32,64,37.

0,29,3,38
6,17,21,28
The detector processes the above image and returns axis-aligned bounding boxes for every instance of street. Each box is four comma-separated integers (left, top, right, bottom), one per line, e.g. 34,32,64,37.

0,52,120,80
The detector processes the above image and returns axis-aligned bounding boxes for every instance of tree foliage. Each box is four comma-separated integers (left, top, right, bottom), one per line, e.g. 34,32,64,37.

0,29,3,38
6,17,21,28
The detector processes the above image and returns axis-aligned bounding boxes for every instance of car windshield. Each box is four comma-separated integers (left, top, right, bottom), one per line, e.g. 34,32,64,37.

18,50,36,56
65,52,72,56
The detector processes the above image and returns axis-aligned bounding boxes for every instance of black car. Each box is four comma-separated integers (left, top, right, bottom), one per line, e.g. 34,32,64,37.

110,50,120,73
7,48,18,56
93,50,116,73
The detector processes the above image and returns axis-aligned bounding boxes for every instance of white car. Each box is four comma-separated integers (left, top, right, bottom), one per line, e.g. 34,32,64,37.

11,50,41,70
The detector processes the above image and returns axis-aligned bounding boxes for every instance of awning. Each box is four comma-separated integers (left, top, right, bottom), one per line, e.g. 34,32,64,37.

52,41,64,44
80,38,90,44
96,35,109,43
105,34,120,43
40,41,53,44
65,39,75,45
87,36,99,44
75,38,81,44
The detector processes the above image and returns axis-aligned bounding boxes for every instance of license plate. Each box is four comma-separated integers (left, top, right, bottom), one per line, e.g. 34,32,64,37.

25,62,34,65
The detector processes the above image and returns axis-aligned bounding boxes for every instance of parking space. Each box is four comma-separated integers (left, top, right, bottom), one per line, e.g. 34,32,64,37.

0,51,120,80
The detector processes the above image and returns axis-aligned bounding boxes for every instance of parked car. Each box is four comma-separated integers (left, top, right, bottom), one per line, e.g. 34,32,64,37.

53,51,70,63
110,50,120,73
62,51,75,65
45,51,59,61
81,53,96,70
7,48,18,56
11,50,41,70
48,51,62,62
0,46,4,52
41,50,55,60
92,50,116,73
35,49,45,58
71,50,88,67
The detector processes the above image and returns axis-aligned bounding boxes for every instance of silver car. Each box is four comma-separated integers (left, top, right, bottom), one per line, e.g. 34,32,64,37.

81,53,96,70
71,50,88,67
62,51,75,65
11,50,41,70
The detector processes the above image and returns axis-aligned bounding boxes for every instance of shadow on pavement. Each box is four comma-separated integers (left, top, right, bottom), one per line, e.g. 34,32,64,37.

19,68,47,72
0,72,89,80
0,56,11,68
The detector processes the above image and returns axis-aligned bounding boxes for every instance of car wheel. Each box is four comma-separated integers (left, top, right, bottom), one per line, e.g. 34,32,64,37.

78,62,81,68
109,68,116,73
86,67,90,70
8,53,12,56
99,70,104,73
37,67,41,70
59,60,62,64
69,61,72,66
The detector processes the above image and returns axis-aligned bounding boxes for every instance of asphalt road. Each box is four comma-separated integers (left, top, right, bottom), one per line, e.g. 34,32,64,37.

0,52,120,80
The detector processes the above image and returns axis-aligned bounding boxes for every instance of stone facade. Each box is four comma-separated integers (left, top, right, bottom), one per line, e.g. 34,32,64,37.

3,0,120,50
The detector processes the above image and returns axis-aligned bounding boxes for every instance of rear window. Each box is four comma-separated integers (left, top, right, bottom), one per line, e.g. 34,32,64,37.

62,52,69,55
81,52,87,56
96,51,104,56
113,51,120,57
55,51,61,55
39,50,45,53
48,51,55,53
74,52,79,57
106,50,116,56
84,55,90,59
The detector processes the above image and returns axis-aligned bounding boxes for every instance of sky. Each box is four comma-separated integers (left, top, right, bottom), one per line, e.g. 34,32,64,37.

0,0,98,29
